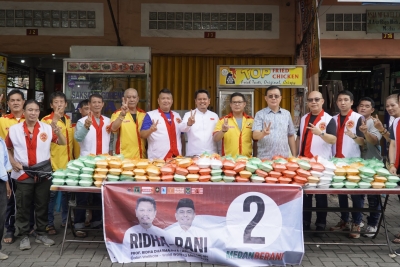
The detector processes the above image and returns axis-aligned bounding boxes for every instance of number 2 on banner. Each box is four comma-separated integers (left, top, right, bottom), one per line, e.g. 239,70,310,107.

243,195,265,244
226,192,282,248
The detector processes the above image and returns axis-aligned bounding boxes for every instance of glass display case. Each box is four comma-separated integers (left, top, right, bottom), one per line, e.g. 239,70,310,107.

63,60,150,122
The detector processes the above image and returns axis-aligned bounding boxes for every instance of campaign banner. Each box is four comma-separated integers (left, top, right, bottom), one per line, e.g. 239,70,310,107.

217,65,306,88
103,182,304,266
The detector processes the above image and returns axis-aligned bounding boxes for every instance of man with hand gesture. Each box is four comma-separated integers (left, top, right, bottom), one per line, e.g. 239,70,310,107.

110,88,147,158
213,92,254,157
296,91,336,237
181,90,219,156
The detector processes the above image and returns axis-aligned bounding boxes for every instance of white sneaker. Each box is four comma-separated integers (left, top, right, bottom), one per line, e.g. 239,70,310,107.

0,251,8,260
360,221,364,228
20,236,31,251
363,225,377,238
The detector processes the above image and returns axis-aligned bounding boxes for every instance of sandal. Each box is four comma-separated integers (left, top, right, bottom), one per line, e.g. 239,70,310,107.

75,231,87,238
392,238,400,244
3,232,15,244
45,225,57,235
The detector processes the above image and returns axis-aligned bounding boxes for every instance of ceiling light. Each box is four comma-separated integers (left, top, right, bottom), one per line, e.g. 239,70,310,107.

327,70,371,73
77,85,80,87
53,69,56,72
21,59,25,63
52,54,55,56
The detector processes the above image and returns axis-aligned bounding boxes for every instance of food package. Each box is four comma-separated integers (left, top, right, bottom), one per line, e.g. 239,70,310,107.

148,176,161,182
211,176,223,182
259,162,273,172
385,182,397,188
135,175,148,182
52,178,65,185
81,167,94,174
161,165,176,176
79,180,93,187
152,159,165,168
246,162,258,173
239,170,252,178
210,159,223,170
272,163,287,172
251,175,264,183
282,170,296,178
296,169,311,178
268,171,282,178
79,173,93,181
199,175,211,182
307,176,319,183
106,167,121,175
134,168,146,176
122,162,135,171
310,162,325,172
96,160,108,169
345,181,358,189
136,160,150,169
67,166,81,174
310,170,323,178
67,172,79,180
93,173,106,181
223,160,235,170
146,166,161,176
197,157,211,168
173,174,186,182
334,168,347,176
233,162,246,173
121,170,134,177
199,168,212,176
108,160,122,169
94,181,103,187
187,165,200,174
286,162,299,171
235,176,250,183
358,182,372,189
187,173,200,182
53,170,66,179
224,169,237,177
107,174,120,181
175,167,189,176
161,175,174,182
374,176,387,183
375,167,390,177
387,175,400,183
331,182,344,188
278,177,292,184
177,158,192,168
83,159,96,168
65,178,79,186
95,168,109,175
358,166,376,177
223,176,235,183
346,175,361,183
255,169,269,178
322,170,335,178
211,169,223,176
371,182,385,189
345,168,359,176
297,160,311,170
265,177,278,184
293,175,307,184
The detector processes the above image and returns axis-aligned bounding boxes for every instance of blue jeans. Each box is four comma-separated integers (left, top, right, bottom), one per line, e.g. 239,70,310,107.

367,195,381,227
338,194,365,225
303,194,328,227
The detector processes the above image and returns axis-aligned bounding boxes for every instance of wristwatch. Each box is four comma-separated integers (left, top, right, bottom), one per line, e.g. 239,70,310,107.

319,132,325,137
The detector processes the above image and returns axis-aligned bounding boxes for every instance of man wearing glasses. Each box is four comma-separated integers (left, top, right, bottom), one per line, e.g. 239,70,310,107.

213,92,254,157
252,86,296,159
296,91,337,236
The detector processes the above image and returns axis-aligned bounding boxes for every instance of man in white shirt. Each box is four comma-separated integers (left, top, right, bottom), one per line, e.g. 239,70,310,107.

167,198,210,262
181,89,219,156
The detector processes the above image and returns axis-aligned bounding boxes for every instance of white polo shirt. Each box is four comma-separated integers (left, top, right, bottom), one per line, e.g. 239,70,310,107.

181,108,219,156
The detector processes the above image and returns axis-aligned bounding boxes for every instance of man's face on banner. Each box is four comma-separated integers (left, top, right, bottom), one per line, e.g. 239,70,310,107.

175,207,195,230
136,201,156,228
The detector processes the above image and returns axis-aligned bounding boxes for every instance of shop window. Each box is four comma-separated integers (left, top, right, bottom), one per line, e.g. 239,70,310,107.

148,11,273,31
326,13,366,32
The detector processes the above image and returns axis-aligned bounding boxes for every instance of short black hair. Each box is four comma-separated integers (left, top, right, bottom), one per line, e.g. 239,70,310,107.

136,197,156,210
78,99,89,108
194,89,210,99
359,97,375,108
50,92,67,104
89,93,103,103
159,88,173,97
23,99,40,109
7,89,25,101
337,90,354,101
230,92,246,102
265,86,282,96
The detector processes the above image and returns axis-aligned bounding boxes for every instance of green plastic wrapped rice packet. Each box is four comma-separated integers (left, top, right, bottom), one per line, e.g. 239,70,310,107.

210,175,223,182
65,178,79,186
173,174,186,182
245,162,258,173
361,177,374,183
67,165,80,174
72,160,84,169
331,182,344,188
120,176,135,182
79,179,93,187
79,173,93,181
81,167,94,174
297,160,311,170
107,174,120,181
358,166,376,177
259,162,273,172
358,181,372,189
387,175,400,183
332,176,346,183
274,158,288,165
375,167,390,177
251,175,264,183
385,182,397,188
84,159,96,168
67,172,79,180
249,157,262,167
52,178,65,185
344,181,358,189
211,169,223,176
52,170,66,179
222,176,235,183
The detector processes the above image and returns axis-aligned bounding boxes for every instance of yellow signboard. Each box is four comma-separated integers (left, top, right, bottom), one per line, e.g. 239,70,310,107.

218,65,306,88
0,56,7,74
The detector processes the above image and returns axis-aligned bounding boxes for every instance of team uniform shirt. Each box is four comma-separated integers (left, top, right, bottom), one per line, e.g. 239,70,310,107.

5,121,58,181
41,113,74,170
213,112,254,157
298,110,336,160
167,225,211,262
141,109,182,160
332,110,363,158
110,109,146,159
181,108,219,156
361,117,382,160
252,107,295,159
75,115,111,157
0,113,25,139
390,118,400,169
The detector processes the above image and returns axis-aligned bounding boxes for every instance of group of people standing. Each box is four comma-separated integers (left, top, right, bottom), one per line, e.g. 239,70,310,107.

0,85,399,259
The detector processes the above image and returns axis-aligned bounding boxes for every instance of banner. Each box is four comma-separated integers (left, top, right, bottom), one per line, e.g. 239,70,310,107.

217,66,306,88
103,182,304,266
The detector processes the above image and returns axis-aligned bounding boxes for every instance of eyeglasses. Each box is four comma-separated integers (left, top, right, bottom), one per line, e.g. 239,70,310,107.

267,94,281,99
307,98,321,103
231,101,245,105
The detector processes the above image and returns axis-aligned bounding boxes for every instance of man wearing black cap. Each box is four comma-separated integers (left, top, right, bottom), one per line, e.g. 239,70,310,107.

167,198,209,256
